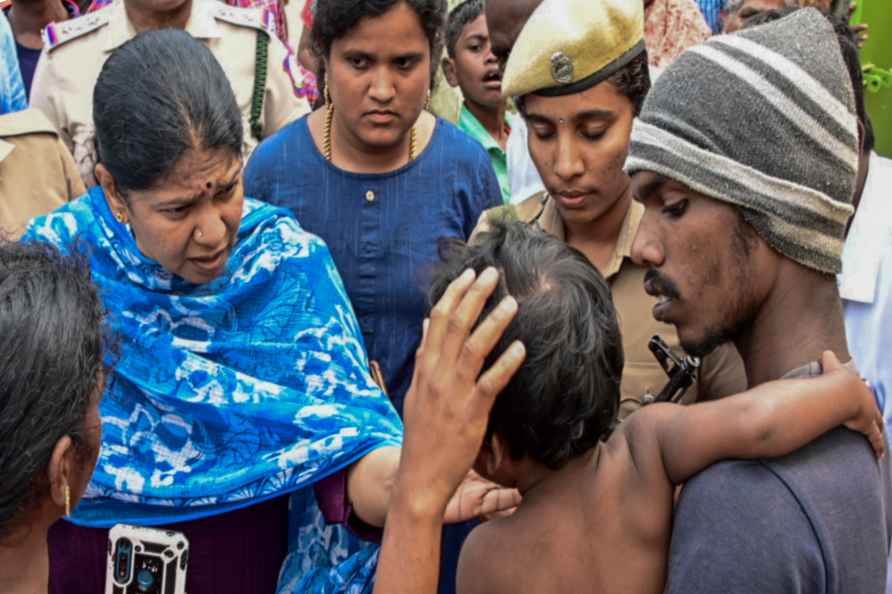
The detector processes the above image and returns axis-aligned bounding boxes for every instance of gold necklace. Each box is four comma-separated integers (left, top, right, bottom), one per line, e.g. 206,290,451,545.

322,102,417,163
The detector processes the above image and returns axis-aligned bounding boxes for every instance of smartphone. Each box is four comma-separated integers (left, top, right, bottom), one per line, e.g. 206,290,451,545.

105,524,189,594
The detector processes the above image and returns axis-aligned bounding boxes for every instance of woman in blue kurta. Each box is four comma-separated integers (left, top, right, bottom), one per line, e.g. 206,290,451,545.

244,0,502,416
244,6,501,587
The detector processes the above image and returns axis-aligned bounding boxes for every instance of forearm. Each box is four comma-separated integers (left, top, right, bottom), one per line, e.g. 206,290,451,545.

657,364,874,484
729,373,859,459
373,487,443,594
347,446,401,528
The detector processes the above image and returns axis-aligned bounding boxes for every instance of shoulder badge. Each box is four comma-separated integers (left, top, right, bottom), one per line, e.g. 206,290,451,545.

213,4,276,38
43,10,110,51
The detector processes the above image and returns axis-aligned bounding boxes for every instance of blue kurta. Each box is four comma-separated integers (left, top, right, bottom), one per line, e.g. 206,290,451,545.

245,116,502,414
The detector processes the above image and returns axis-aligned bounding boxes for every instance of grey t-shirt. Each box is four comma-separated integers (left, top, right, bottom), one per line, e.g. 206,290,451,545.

665,363,892,594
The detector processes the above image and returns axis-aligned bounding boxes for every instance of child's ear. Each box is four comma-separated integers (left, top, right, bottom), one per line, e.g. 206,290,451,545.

489,435,507,474
442,57,459,88
475,434,507,477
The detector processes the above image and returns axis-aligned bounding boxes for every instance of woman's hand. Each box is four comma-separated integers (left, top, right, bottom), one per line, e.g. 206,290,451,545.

444,471,521,524
396,267,526,519
822,351,885,458
373,268,525,594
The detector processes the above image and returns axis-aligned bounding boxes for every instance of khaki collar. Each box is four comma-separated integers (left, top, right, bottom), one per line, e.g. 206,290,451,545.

537,196,643,279
101,0,221,53
0,109,59,163
605,199,643,278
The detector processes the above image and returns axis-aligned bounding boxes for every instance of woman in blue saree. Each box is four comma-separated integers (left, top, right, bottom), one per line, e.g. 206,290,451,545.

22,29,510,594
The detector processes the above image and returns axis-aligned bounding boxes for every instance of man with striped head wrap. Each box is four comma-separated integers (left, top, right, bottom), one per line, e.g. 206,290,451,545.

628,9,892,593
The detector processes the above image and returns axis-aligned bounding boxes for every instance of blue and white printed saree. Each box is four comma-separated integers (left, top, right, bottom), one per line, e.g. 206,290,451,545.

23,186,403,592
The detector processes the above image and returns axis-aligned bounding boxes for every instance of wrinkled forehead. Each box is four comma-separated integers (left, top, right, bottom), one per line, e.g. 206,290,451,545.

630,171,730,212
145,149,242,199
630,171,684,202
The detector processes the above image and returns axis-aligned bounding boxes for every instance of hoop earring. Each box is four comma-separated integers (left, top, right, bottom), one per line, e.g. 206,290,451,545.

64,484,71,517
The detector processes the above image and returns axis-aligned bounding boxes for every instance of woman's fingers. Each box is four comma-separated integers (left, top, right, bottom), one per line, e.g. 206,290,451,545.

474,341,526,413
439,267,501,367
458,295,519,381
425,268,477,361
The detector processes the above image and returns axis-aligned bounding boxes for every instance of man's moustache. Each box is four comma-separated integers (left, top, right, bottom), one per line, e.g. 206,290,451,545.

644,269,680,300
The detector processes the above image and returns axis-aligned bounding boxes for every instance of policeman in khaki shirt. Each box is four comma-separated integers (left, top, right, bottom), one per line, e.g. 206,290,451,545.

31,0,311,187
475,0,746,416
0,107,84,238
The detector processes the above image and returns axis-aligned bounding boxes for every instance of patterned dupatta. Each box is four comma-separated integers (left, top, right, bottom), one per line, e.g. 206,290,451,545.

22,186,403,528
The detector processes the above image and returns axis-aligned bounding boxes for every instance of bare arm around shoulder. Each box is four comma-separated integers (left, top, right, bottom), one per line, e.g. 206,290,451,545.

624,350,883,487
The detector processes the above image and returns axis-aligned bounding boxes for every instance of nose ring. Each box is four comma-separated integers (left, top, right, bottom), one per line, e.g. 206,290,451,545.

194,228,204,239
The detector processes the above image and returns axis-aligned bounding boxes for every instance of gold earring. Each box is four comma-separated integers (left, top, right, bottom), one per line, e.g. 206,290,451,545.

115,212,126,224
424,90,431,112
64,484,71,517
324,79,332,105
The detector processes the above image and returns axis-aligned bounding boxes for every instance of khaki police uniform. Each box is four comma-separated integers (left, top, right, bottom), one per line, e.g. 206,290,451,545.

0,108,85,239
476,194,746,418
30,0,310,187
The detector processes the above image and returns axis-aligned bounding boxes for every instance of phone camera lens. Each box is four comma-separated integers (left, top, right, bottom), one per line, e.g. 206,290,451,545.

136,568,155,592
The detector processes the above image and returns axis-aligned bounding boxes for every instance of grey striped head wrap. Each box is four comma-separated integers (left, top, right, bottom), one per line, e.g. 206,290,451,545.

626,9,856,275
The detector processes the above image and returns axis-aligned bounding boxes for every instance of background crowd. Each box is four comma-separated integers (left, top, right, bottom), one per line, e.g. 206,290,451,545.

0,0,890,594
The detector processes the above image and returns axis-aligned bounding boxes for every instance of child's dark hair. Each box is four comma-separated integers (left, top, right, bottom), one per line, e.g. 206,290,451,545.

445,0,484,57
429,221,624,470
0,241,106,539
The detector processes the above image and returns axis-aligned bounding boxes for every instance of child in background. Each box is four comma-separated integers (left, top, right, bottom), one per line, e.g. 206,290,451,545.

442,0,512,203
429,222,885,594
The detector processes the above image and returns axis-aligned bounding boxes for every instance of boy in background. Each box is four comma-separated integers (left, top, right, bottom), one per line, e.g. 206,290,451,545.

443,0,512,203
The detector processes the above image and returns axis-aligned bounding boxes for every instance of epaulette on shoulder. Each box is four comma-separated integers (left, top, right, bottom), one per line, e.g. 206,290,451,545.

43,10,110,51
513,191,549,223
213,3,276,38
